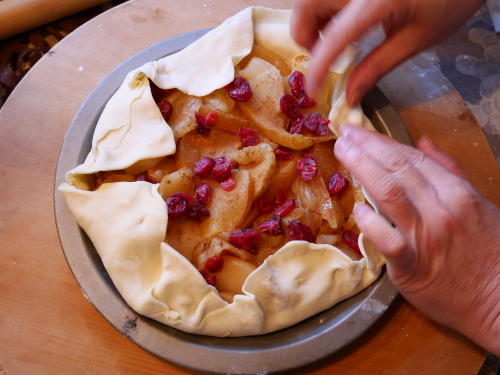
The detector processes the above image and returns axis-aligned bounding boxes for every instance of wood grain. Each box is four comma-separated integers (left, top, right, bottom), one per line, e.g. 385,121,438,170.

0,0,496,374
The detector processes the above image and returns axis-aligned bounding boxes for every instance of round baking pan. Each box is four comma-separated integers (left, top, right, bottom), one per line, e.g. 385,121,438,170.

54,29,410,374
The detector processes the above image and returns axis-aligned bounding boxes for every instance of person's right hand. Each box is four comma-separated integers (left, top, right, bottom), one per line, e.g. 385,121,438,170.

290,0,485,106
334,124,500,356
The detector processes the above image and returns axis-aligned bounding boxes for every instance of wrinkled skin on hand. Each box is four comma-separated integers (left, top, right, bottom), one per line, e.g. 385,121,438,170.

290,0,486,105
334,124,500,356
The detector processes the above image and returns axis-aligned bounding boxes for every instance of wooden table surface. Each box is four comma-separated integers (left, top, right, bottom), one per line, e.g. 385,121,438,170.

1,0,499,374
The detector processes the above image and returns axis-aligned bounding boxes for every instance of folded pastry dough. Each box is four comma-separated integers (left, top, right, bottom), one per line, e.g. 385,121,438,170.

59,6,385,337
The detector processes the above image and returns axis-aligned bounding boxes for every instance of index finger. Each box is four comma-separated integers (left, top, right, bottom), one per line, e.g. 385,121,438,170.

338,125,466,195
290,0,348,50
306,0,391,94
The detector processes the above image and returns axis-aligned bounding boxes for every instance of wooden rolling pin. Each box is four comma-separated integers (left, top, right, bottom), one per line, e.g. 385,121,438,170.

0,0,111,40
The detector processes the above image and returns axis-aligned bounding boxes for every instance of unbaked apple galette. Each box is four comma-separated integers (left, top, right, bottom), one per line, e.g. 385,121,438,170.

59,6,385,337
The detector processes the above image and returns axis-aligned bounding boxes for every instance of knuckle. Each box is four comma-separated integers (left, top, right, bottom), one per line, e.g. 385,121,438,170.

446,183,482,220
437,206,458,233
406,149,427,168
386,148,426,175
371,174,407,206
451,184,473,204
386,155,410,174
425,189,477,231
346,148,371,173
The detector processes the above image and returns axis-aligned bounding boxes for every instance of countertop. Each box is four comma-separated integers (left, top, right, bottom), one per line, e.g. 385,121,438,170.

1,0,499,374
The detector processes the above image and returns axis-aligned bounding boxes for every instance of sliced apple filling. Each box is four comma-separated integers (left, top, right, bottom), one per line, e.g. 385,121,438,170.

87,44,366,304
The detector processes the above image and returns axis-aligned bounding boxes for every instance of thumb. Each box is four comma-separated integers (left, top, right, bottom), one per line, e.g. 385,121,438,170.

354,204,414,274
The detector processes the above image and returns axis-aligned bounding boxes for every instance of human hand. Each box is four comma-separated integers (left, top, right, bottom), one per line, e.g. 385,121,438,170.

290,0,485,105
334,124,500,355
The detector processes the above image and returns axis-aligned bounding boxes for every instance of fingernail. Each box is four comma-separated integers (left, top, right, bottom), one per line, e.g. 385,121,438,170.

340,123,355,138
354,204,369,217
418,135,434,150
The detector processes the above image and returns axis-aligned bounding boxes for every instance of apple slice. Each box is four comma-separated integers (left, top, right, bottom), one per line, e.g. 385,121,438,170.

158,167,195,200
229,143,276,200
95,171,134,190
237,57,313,150
124,156,164,176
310,140,339,186
218,290,236,304
215,256,257,295
166,219,203,262
147,157,176,183
238,44,292,76
174,127,241,171
198,104,253,134
167,93,203,140
292,172,345,230
339,164,366,231
200,169,254,239
291,54,341,118
194,236,256,270
202,88,235,113
265,150,301,198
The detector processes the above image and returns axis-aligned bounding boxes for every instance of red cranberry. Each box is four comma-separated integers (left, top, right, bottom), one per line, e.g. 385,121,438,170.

289,116,305,134
229,229,262,253
257,216,282,235
342,230,361,255
297,95,317,109
194,157,216,178
314,120,330,136
275,189,287,204
297,153,317,181
220,177,236,191
275,198,296,217
287,220,314,242
135,172,157,184
236,128,259,147
257,198,276,214
186,199,210,221
280,94,301,118
170,192,196,206
304,112,321,133
149,79,170,102
288,71,307,98
274,148,292,161
225,77,253,102
195,112,211,135
199,268,209,279
206,275,217,286
165,196,191,220
212,156,234,182
205,111,218,125
195,181,211,205
328,172,349,197
204,255,224,273
157,100,173,122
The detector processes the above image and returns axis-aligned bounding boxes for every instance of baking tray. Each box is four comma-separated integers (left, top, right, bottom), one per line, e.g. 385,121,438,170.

54,29,411,374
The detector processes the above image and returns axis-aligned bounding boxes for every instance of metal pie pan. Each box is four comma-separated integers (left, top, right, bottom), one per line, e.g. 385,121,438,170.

54,29,411,374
